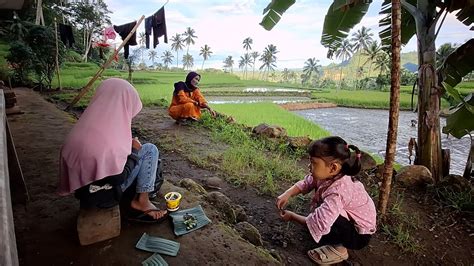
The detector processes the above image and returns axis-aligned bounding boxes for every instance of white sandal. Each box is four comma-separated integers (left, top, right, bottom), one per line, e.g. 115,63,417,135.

307,245,349,265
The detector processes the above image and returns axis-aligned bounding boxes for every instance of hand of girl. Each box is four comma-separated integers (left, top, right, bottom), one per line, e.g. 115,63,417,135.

276,193,290,210
279,209,294,221
132,137,142,151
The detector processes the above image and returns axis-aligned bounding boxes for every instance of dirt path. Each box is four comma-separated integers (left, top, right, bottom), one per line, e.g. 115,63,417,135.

9,88,474,265
9,88,278,266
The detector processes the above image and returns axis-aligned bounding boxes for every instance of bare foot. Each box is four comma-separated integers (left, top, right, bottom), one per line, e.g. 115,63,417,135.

131,193,167,220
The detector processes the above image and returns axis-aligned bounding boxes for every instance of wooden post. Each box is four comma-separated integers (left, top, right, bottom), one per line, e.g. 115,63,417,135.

54,18,62,90
441,149,450,178
66,15,145,111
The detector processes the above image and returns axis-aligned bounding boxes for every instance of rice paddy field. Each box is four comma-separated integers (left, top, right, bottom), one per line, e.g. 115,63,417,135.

33,62,474,139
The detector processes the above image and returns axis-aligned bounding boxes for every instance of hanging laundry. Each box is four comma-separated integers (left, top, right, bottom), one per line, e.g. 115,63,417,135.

113,21,138,59
144,15,153,49
58,23,74,48
146,7,168,49
104,26,116,40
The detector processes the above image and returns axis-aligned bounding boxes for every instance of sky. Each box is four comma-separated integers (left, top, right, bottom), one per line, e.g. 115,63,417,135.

104,0,473,70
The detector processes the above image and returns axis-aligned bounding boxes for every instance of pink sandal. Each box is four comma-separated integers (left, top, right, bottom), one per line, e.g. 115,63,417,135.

307,245,349,265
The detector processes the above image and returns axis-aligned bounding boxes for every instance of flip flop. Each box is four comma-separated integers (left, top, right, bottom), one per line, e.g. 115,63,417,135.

128,209,169,224
307,245,349,265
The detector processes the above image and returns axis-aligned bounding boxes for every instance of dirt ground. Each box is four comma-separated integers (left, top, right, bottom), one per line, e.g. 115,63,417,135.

8,87,474,265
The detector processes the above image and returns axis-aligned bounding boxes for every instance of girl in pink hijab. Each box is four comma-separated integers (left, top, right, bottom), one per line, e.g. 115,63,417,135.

59,78,167,222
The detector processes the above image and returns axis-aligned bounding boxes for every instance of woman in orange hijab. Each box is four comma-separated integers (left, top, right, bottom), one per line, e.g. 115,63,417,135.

168,71,216,122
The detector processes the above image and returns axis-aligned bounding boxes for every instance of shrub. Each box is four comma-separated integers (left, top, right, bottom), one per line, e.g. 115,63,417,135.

6,41,33,84
24,25,66,89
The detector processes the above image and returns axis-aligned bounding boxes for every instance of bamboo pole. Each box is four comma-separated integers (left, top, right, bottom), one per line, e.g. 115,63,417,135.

54,18,62,90
66,15,145,110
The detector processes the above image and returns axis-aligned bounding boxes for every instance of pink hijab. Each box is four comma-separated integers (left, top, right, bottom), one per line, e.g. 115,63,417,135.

58,78,142,195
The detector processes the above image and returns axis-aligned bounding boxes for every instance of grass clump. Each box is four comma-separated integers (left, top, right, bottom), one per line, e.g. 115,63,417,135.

380,192,423,254
198,113,306,195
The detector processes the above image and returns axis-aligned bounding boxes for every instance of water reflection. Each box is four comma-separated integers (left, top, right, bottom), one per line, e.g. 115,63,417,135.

243,87,307,93
295,107,470,175
207,96,311,104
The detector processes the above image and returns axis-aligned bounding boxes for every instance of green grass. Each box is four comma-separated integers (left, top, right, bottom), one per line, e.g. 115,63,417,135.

212,102,329,139
311,89,450,110
197,114,306,195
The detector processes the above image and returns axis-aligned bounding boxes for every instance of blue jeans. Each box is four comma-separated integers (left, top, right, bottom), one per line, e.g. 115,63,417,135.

121,143,159,193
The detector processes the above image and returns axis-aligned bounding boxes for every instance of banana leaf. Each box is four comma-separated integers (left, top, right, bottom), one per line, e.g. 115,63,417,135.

438,38,474,95
443,93,474,139
321,0,372,58
379,0,417,50
260,0,296,31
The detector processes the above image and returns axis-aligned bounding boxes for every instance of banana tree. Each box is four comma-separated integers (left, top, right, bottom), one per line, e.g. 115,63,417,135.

260,0,474,183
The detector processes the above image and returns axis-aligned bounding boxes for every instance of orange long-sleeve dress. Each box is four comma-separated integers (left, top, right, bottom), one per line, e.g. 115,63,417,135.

168,88,208,120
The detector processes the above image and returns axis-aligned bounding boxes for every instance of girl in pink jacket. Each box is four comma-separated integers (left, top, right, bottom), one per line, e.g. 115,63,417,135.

277,136,376,265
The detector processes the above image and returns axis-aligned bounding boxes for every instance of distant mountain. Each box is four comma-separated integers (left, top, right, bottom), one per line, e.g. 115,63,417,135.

322,50,419,80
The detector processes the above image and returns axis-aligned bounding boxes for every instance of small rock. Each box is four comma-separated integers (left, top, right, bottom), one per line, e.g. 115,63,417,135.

235,222,264,246
396,165,434,187
179,178,207,195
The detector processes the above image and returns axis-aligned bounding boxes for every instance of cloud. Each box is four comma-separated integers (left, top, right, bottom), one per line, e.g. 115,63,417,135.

106,0,473,69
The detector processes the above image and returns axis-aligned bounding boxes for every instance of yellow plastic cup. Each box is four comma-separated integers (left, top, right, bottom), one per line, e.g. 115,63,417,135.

164,192,182,211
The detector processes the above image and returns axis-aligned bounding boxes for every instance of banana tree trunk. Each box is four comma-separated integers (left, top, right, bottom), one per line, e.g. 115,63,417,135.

415,0,443,182
379,0,401,216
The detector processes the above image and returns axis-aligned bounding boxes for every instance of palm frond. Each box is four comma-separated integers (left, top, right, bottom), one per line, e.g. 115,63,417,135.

321,0,372,58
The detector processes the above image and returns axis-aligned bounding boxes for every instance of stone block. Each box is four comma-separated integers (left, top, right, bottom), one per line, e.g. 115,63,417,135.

77,206,120,246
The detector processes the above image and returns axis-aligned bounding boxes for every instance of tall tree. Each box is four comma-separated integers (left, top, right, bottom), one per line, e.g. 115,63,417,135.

379,0,402,215
282,68,290,82
334,39,353,89
363,40,382,78
223,56,234,73
171,33,184,68
161,50,174,69
199,44,212,70
68,1,111,62
351,26,373,88
148,50,157,67
138,32,146,47
182,53,194,70
239,53,252,79
243,37,253,78
251,51,259,79
303,58,322,85
259,44,278,80
436,43,456,67
183,27,197,55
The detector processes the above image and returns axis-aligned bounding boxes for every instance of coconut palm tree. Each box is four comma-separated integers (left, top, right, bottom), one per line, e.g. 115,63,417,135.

436,43,456,67
374,52,390,76
239,54,252,79
334,39,353,89
148,50,157,67
282,68,290,82
303,58,322,85
251,51,259,79
182,53,194,70
243,37,253,77
138,32,146,47
351,26,373,88
259,44,278,80
243,37,253,52
161,50,173,69
199,44,212,70
363,40,382,78
288,70,297,84
171,33,184,68
183,27,197,55
223,56,234,73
